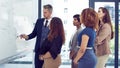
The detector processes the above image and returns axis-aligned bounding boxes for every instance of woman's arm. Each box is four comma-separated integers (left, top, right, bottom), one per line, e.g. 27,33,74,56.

42,36,62,59
49,37,62,59
42,52,52,59
95,24,111,45
73,35,89,64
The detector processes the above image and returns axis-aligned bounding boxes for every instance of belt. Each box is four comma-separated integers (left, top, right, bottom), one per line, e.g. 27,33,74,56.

76,46,93,49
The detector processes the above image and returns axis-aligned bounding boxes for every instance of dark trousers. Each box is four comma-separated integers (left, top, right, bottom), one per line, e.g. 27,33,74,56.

35,52,44,68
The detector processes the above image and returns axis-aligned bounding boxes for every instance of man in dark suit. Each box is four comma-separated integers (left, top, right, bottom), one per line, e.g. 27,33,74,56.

20,4,53,68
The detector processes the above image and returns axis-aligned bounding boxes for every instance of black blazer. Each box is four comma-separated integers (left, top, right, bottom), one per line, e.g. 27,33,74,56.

27,18,45,53
39,36,62,59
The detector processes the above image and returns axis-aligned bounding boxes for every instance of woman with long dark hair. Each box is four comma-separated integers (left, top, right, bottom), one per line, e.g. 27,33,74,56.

39,17,65,68
95,7,114,68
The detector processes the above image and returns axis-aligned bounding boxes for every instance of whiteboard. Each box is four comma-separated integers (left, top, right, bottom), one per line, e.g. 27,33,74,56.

0,0,36,61
0,17,17,61
0,0,17,61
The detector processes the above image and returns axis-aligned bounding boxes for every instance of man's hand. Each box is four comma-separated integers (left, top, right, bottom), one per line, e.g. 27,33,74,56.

20,34,28,40
39,55,44,60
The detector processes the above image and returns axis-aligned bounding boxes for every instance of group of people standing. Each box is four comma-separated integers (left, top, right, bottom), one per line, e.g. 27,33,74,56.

20,4,114,68
70,7,114,68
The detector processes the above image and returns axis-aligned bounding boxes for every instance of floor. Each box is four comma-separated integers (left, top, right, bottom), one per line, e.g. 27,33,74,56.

0,64,116,68
0,50,119,68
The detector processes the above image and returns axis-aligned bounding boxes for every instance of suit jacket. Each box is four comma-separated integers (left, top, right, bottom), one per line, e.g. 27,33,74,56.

27,18,45,53
95,23,111,56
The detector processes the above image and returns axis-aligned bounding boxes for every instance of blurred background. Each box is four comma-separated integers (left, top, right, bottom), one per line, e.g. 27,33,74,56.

0,0,119,68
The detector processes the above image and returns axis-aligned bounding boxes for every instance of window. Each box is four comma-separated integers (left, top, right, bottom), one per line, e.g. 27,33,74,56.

0,0,38,64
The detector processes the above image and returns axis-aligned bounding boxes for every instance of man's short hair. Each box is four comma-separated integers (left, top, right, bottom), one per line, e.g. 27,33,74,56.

73,14,80,22
43,4,53,13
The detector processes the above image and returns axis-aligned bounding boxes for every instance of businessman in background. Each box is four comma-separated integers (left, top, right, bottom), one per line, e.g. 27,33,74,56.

20,4,53,68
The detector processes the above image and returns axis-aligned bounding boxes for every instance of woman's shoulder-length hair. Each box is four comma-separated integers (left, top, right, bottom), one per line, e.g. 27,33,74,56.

81,8,99,30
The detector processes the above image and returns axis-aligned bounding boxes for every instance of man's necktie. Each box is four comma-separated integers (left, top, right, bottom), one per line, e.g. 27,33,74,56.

45,20,48,27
